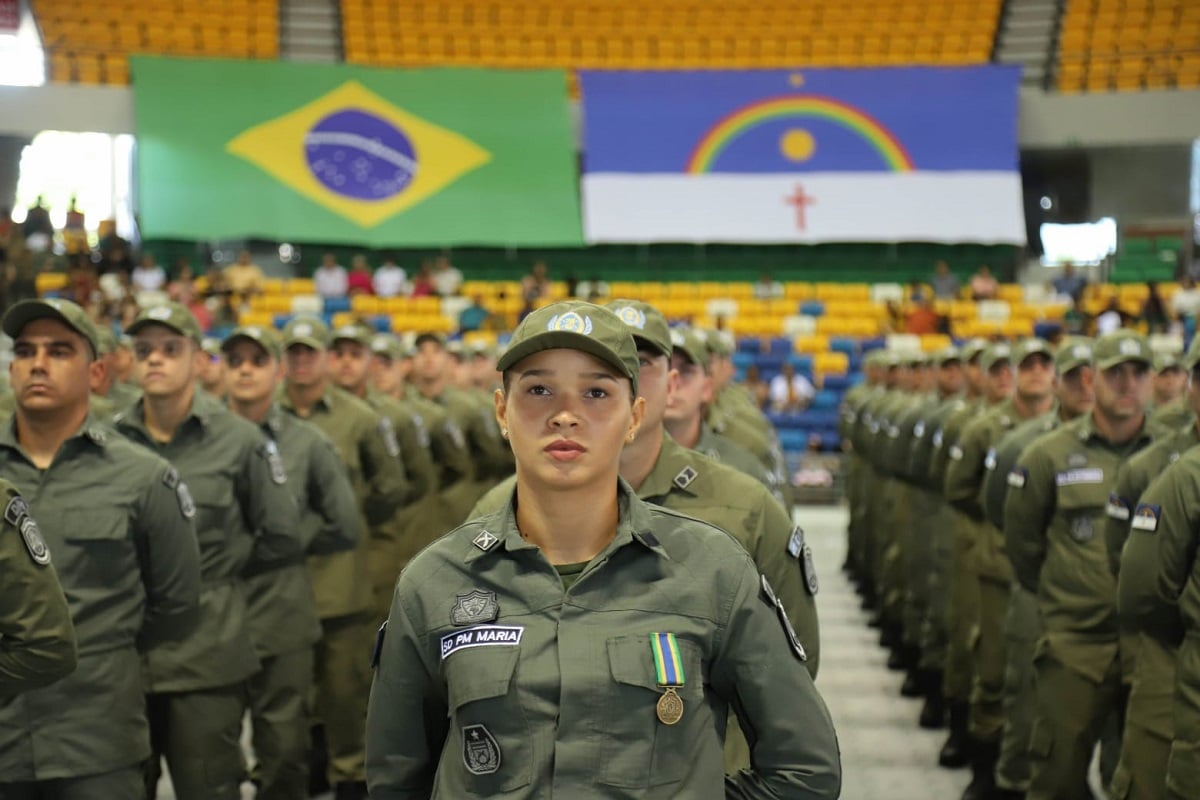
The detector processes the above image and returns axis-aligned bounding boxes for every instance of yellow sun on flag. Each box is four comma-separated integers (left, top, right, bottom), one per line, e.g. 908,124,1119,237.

780,129,817,163
226,81,492,228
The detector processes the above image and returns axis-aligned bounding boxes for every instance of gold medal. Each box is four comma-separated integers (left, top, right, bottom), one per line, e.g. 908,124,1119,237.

656,687,684,725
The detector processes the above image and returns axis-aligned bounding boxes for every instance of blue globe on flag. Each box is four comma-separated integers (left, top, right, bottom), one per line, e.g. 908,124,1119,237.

304,109,418,202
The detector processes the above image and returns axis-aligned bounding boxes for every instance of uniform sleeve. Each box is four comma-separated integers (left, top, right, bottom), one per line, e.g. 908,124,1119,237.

751,496,820,678
713,563,841,800
1118,465,1185,647
398,412,436,502
0,497,78,695
1103,462,1138,578
241,436,304,574
304,434,361,556
434,418,474,487
135,465,202,650
463,405,514,481
365,589,447,798
1004,445,1056,593
944,419,988,520
360,414,410,527
982,441,1016,532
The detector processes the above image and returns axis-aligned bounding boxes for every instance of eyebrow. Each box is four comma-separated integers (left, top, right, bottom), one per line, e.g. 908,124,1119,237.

15,337,77,349
517,368,620,382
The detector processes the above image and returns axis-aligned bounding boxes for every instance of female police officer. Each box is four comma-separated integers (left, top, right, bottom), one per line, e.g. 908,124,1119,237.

365,301,841,798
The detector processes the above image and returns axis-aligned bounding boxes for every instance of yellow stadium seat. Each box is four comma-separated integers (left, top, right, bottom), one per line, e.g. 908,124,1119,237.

815,351,850,375
793,334,830,355
287,278,316,294
920,334,953,352
35,272,70,293
237,310,274,328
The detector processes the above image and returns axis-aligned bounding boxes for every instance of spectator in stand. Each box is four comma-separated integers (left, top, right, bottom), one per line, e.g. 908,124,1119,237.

224,250,265,296
97,240,133,277
521,260,551,304
1095,297,1125,334
431,254,462,297
768,360,815,413
1170,274,1200,322
130,253,167,293
931,260,960,299
458,295,491,333
66,254,98,309
1142,281,1170,333
410,261,435,297
904,294,941,335
347,254,374,296
753,272,785,300
22,195,53,252
167,261,196,304
372,254,407,298
62,196,88,255
741,363,771,410
1052,262,1086,302
576,275,610,302
314,251,348,299
969,264,998,300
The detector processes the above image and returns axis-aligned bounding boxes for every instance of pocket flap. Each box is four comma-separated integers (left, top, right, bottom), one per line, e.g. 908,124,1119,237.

444,643,519,712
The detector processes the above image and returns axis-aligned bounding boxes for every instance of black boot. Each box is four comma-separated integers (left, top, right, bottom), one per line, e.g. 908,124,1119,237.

918,669,947,729
960,738,999,800
308,724,330,796
899,647,922,695
938,701,971,769
334,780,369,800
993,790,1025,800
880,622,902,652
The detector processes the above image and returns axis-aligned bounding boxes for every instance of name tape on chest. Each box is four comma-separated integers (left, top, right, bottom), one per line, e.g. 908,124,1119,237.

1130,503,1161,532
1055,468,1105,487
440,625,524,660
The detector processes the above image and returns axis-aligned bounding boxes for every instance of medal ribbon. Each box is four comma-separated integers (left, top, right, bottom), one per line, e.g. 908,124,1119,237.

651,632,685,687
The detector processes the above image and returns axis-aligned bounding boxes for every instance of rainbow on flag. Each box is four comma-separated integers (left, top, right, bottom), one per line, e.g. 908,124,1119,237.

579,67,1025,245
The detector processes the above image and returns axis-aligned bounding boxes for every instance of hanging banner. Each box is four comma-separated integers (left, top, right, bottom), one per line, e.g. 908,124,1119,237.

579,67,1025,245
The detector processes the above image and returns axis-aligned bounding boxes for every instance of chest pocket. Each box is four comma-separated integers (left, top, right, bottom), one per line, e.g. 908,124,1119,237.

600,634,708,788
186,474,236,545
441,644,532,794
1056,474,1109,547
60,507,133,589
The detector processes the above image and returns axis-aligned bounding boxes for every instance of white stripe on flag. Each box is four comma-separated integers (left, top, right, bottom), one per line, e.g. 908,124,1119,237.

582,172,1026,244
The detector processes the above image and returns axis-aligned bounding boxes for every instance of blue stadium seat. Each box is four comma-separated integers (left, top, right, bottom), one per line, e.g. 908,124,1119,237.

789,354,814,372
799,301,825,316
272,314,294,328
736,338,760,354
323,297,351,314
768,337,792,355
829,337,857,355
847,354,863,373
209,324,234,341
861,337,886,352
756,353,786,374
811,390,841,410
733,352,756,370
797,410,840,430
370,315,391,332
766,412,802,430
777,429,808,452
1033,322,1062,339
819,430,841,451
823,374,856,392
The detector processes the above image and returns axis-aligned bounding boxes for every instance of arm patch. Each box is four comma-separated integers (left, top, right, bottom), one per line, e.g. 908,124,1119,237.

379,417,401,458
259,440,287,485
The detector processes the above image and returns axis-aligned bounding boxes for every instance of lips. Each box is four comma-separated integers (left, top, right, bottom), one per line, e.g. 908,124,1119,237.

545,439,586,461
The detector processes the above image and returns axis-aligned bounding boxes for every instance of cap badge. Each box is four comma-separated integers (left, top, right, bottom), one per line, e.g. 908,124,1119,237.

1073,345,1091,359
147,306,173,321
547,312,592,335
613,306,646,330
293,323,312,337
670,329,685,346
1119,339,1141,357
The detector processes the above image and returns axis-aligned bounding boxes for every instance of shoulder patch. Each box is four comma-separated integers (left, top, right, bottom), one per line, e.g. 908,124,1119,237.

932,429,945,449
802,546,819,596
370,620,387,668
913,421,926,438
984,448,997,471
161,465,180,490
19,515,51,565
446,421,466,450
673,466,698,490
1130,503,1161,532
1007,468,1027,489
411,413,431,449
1105,494,1131,521
175,480,196,520
4,495,29,526
948,445,964,461
379,416,401,458
259,439,287,485
760,575,807,661
787,526,805,559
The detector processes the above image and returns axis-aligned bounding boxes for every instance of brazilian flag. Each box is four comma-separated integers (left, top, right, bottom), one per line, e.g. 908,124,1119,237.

131,57,583,246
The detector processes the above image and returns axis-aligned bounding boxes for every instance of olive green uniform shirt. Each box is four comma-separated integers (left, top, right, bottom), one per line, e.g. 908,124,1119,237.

279,385,409,619
0,417,201,779
1005,413,1157,682
910,395,969,492
0,479,77,697
692,424,783,503
1150,396,1190,430
365,481,841,799
115,391,302,691
982,412,1060,532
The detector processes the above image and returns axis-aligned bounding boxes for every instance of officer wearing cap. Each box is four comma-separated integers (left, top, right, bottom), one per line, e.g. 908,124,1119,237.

370,333,476,543
1006,330,1163,800
1151,352,1187,412
91,326,142,412
327,321,433,623
1117,442,1200,800
983,336,1095,797
222,323,361,799
114,301,301,800
198,336,228,398
470,298,822,773
0,298,201,797
0,477,77,696
661,325,782,501
410,332,514,516
366,301,841,798
1101,334,1200,800
278,314,409,799
839,350,887,584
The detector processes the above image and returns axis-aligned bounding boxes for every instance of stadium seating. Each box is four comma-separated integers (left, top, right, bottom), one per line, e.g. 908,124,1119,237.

342,0,1003,72
34,0,279,84
1058,0,1200,92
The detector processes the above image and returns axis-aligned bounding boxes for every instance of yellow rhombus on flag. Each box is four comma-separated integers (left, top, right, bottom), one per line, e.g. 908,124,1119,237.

226,80,492,228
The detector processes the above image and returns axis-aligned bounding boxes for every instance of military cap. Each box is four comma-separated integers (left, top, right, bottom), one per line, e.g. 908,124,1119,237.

282,316,330,350
980,343,1014,372
1012,338,1053,367
1093,330,1153,370
606,299,672,358
704,329,735,359
331,321,373,346
2,298,100,357
126,302,203,343
1154,352,1183,373
1184,335,1200,371
960,338,990,364
932,345,961,366
669,326,710,372
902,350,928,367
445,340,465,360
863,350,887,368
370,333,404,360
200,337,222,357
222,324,282,359
496,301,640,396
1054,337,1094,374
465,340,494,358
95,326,117,356
413,332,447,349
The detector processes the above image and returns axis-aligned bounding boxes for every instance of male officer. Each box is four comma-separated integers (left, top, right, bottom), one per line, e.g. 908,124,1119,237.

1119,444,1200,800
280,316,408,800
115,302,301,800
0,478,77,696
1006,330,1160,800
198,337,227,397
223,324,361,800
469,298,820,775
984,336,1095,799
0,298,201,798
1102,336,1200,800
945,339,1056,799
839,350,886,583
328,321,433,621
1150,352,1186,411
